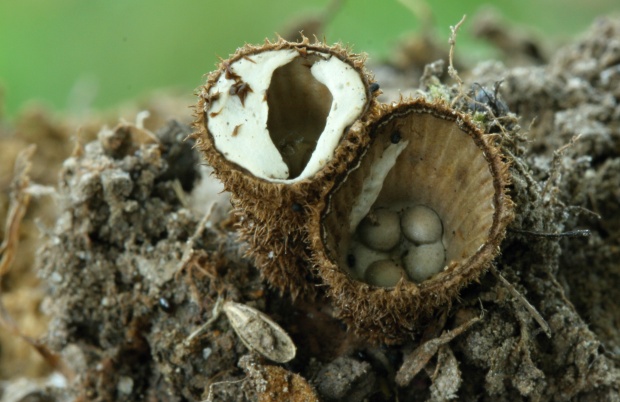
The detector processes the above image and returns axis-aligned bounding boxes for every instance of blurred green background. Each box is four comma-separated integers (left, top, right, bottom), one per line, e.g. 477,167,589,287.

0,0,617,119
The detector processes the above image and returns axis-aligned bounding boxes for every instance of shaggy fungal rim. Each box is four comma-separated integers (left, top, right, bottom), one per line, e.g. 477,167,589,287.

206,49,367,182
312,98,514,343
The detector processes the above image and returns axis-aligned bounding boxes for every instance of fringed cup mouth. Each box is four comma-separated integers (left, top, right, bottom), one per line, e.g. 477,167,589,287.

309,98,514,344
191,38,381,299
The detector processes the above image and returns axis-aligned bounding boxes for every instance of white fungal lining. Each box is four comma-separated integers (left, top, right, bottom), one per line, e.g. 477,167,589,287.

207,49,367,182
348,140,409,233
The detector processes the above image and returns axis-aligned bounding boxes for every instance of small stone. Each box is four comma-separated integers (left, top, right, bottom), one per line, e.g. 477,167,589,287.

117,376,134,395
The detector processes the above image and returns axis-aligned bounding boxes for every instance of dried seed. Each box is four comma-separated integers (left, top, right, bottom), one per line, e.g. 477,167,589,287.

222,301,296,363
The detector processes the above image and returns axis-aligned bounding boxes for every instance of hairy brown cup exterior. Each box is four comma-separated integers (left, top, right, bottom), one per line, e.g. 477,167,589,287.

193,38,380,298
309,98,514,344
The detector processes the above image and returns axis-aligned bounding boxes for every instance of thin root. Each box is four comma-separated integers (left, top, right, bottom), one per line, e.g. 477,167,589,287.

176,202,216,274
185,295,225,345
489,265,552,338
448,14,467,107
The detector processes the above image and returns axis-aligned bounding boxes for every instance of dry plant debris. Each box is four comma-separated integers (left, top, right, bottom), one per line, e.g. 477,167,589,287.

395,314,480,387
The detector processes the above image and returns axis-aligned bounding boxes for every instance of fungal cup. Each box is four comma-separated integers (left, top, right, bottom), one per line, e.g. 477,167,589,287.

195,40,513,342
193,38,380,298
205,49,367,182
310,98,514,343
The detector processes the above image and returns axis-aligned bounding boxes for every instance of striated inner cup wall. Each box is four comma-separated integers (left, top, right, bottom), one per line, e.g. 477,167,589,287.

324,106,497,287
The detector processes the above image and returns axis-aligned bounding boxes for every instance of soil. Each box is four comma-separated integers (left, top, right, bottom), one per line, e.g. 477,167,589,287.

1,15,619,402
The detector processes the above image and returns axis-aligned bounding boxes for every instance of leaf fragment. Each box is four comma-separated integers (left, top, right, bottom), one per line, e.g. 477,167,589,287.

223,301,296,363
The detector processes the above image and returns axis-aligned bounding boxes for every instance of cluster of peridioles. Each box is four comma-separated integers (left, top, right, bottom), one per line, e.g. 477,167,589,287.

347,204,446,287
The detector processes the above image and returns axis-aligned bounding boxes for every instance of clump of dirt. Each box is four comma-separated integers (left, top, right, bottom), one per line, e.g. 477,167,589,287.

467,15,620,357
0,95,198,384
35,119,258,401
1,15,620,402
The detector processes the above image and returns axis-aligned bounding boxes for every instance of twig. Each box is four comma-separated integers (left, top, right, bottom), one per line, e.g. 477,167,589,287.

489,265,551,338
202,377,247,402
396,314,480,386
171,179,189,208
176,202,216,273
502,147,543,194
541,135,581,202
567,205,601,221
448,15,466,107
185,295,224,345
508,227,591,238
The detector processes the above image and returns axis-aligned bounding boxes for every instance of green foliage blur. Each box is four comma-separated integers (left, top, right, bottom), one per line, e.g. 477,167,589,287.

0,0,617,118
